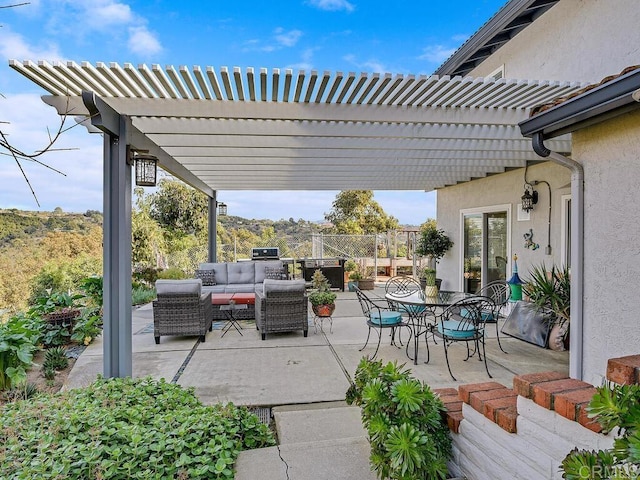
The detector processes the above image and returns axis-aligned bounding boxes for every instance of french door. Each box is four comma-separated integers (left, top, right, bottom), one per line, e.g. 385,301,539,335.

461,206,511,293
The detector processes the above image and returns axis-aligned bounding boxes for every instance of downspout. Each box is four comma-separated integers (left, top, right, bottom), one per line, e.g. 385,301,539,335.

532,132,584,380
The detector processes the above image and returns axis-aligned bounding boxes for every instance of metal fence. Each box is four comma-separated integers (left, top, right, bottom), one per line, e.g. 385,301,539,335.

164,231,424,277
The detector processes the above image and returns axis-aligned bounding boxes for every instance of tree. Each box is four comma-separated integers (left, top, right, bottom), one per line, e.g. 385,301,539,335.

324,190,399,234
149,178,208,236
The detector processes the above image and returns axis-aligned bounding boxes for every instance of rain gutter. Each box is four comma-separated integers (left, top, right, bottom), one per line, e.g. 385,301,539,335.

519,67,640,380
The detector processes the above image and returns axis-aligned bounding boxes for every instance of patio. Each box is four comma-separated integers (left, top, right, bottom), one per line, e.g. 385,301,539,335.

67,286,569,406
65,286,568,402
60,284,569,479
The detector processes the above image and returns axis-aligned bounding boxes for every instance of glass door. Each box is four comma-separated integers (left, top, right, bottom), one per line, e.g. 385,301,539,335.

462,207,509,293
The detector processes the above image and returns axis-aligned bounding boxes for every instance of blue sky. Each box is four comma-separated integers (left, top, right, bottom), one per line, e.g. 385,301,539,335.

0,0,506,224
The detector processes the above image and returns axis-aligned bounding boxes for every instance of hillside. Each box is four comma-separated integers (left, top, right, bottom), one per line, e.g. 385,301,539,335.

0,209,103,248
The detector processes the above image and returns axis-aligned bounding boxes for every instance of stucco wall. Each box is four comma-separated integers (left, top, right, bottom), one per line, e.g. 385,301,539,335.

436,163,570,291
469,0,640,82
572,109,640,385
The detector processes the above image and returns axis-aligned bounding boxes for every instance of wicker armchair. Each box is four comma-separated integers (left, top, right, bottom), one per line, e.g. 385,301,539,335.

256,279,308,340
153,279,213,344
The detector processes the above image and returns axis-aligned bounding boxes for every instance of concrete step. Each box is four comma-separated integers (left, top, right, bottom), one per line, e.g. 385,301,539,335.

272,402,366,445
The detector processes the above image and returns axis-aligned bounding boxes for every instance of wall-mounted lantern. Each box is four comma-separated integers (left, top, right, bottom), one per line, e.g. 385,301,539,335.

134,154,158,187
521,183,538,213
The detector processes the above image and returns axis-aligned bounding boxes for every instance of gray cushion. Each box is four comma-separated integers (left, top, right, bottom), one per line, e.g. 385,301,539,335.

254,260,284,283
199,263,228,285
156,279,202,295
225,284,256,293
194,269,216,286
227,262,255,284
263,279,306,294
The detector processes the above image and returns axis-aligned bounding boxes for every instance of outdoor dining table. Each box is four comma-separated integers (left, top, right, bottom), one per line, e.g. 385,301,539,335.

384,290,471,365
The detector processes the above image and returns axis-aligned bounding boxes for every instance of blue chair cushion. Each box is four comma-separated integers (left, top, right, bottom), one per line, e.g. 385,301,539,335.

437,320,478,339
398,304,426,315
460,308,496,323
369,311,403,326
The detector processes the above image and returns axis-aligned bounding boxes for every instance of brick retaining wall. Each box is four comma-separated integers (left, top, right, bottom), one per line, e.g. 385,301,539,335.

433,354,640,479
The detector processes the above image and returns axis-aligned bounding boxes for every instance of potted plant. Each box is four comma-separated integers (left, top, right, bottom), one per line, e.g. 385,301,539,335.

422,267,439,297
309,269,337,317
356,266,375,290
522,263,570,350
416,223,453,288
344,259,358,287
348,270,363,292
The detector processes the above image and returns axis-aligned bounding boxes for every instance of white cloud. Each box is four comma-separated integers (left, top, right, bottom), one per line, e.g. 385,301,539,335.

343,54,388,74
307,0,355,13
0,29,62,62
128,26,163,56
418,44,457,64
274,28,303,47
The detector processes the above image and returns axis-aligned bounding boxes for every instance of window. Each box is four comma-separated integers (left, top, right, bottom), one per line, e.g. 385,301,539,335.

489,65,505,80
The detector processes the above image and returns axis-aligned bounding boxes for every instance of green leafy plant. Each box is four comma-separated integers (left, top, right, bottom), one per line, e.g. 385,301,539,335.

421,268,437,286
0,376,275,479
345,259,358,273
416,224,454,265
561,382,640,479
349,270,364,281
156,267,188,280
346,357,452,480
43,346,69,371
71,309,103,345
2,382,39,403
309,269,337,306
79,276,103,308
523,263,570,324
132,285,157,306
0,315,39,390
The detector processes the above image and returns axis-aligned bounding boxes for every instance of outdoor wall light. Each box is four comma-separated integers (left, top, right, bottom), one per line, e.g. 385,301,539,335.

217,202,228,216
521,183,538,212
134,154,158,187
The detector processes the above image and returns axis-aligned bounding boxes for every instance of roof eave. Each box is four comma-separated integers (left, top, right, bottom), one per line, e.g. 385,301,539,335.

434,0,560,77
519,69,640,139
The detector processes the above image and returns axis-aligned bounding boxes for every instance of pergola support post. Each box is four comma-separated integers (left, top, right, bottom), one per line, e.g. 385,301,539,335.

208,192,217,262
83,91,132,378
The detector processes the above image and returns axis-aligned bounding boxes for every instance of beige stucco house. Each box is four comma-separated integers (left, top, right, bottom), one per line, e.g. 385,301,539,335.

434,0,640,385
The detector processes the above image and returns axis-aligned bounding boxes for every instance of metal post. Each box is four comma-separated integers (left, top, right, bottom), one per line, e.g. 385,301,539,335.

102,117,132,378
208,193,217,262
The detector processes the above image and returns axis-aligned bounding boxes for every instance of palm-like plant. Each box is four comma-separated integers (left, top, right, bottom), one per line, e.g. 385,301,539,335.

523,263,570,324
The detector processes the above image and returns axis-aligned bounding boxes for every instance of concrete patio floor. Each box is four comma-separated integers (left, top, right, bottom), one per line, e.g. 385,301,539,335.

63,287,569,480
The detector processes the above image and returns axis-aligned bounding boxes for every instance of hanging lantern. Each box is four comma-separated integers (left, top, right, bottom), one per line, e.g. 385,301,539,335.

134,154,158,187
521,183,538,212
217,202,228,216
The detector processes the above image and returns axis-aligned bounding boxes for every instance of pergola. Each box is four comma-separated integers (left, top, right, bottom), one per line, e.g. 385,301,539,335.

10,60,586,377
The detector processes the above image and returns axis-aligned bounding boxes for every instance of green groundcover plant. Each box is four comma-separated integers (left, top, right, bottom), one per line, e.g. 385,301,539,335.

561,382,640,480
346,357,452,480
0,376,275,479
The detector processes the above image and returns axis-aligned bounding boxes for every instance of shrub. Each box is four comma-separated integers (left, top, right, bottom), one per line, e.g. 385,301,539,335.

346,357,452,480
0,315,39,390
0,376,276,479
156,267,188,280
132,285,157,306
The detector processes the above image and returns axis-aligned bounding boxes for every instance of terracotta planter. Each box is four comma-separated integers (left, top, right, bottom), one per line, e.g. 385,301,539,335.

312,303,335,317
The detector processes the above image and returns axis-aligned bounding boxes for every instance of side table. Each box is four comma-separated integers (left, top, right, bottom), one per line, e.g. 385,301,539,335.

219,302,247,337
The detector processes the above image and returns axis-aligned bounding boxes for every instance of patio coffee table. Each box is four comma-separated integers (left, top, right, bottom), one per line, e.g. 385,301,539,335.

211,293,256,336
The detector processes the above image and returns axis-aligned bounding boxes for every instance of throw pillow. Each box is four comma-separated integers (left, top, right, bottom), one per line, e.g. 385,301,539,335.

264,267,286,280
194,269,216,286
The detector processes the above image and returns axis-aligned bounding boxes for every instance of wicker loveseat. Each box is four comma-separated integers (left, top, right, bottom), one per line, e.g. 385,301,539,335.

153,279,213,344
256,279,308,340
